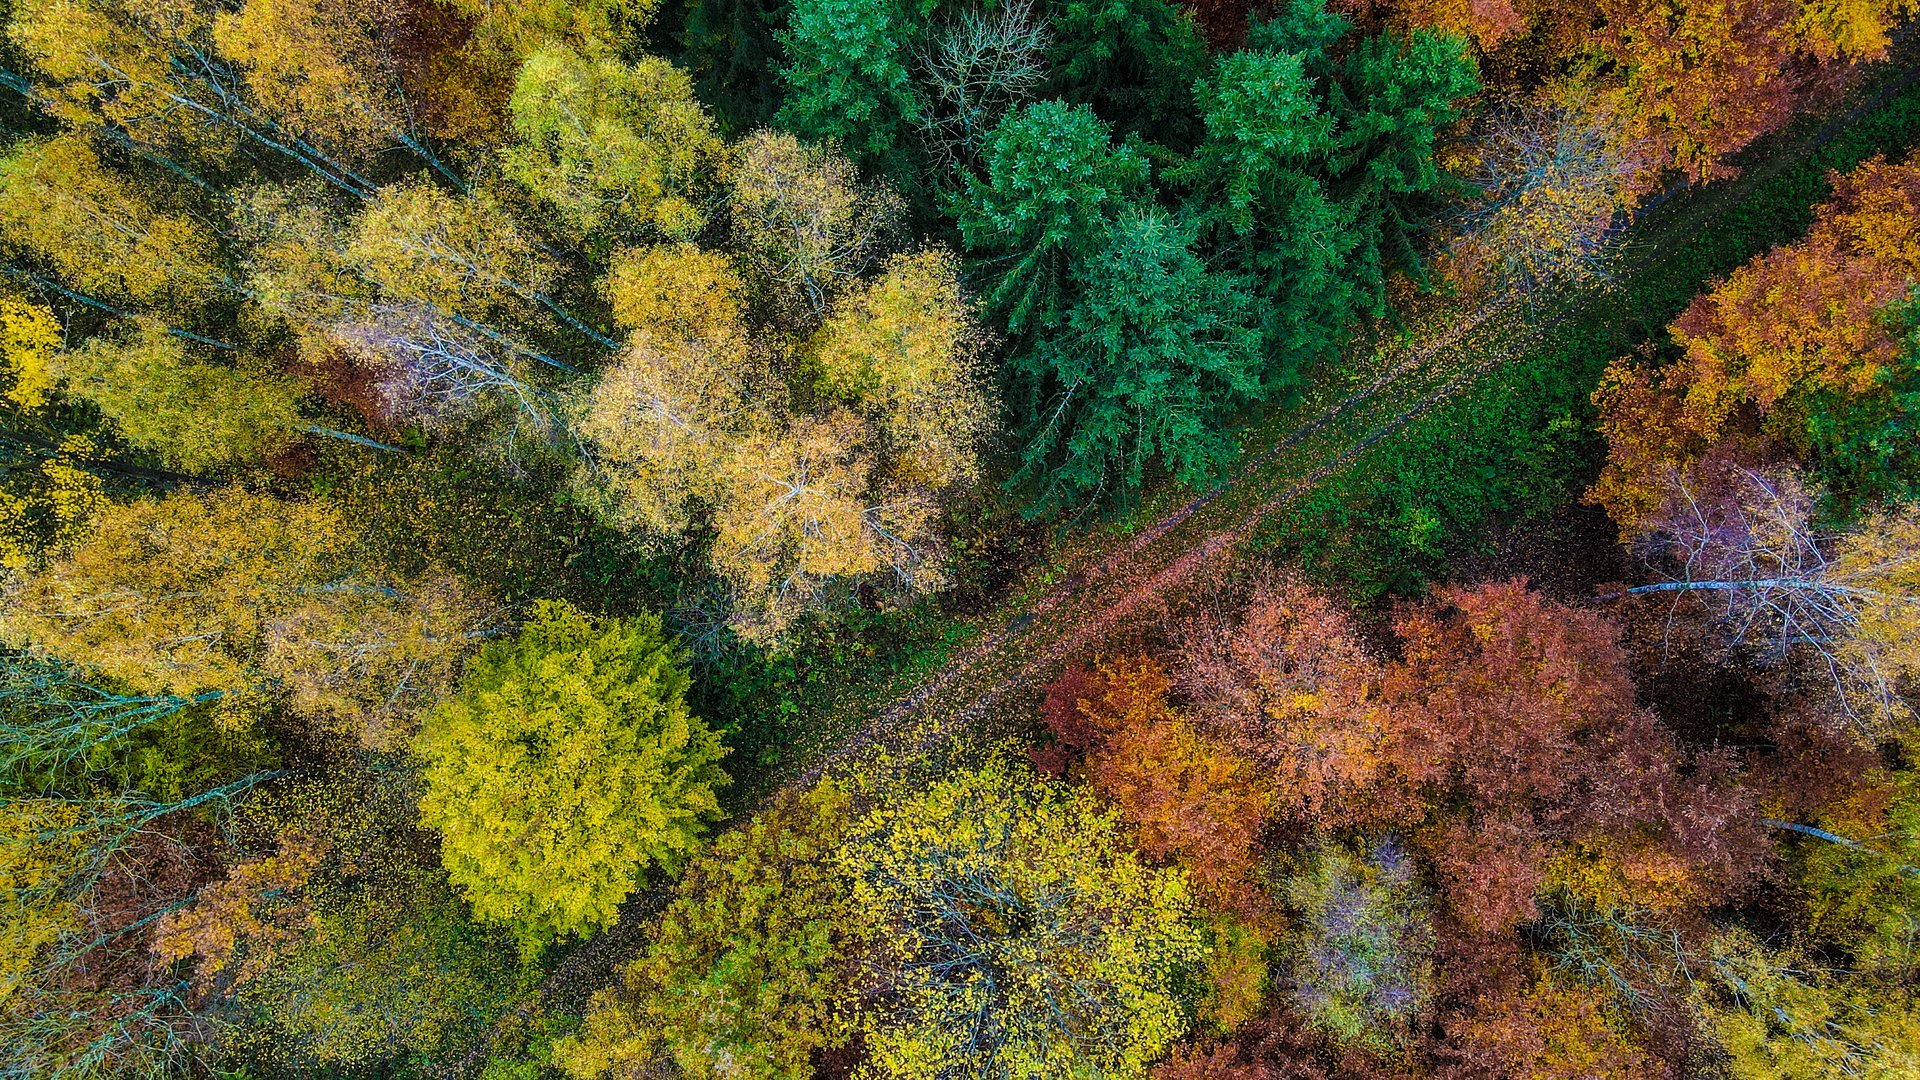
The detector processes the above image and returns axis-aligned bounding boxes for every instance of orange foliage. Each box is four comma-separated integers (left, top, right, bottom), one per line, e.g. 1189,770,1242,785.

1425,811,1549,935
1047,655,1275,913
151,834,325,996
1591,156,1920,528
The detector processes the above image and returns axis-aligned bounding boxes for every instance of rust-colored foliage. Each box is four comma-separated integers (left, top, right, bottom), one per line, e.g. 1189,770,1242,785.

1592,157,1920,528
1177,575,1392,826
1425,811,1549,935
1383,579,1638,812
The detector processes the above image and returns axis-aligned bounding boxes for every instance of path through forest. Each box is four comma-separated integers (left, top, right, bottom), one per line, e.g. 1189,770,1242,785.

445,53,1920,1074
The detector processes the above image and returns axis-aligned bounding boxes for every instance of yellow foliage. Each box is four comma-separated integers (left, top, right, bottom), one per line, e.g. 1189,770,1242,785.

0,134,220,310
0,800,87,1010
809,249,990,491
1542,838,1701,914
0,297,59,409
0,434,105,573
601,243,744,340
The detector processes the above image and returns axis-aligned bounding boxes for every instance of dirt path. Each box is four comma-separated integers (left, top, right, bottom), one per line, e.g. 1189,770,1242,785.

445,54,1920,1075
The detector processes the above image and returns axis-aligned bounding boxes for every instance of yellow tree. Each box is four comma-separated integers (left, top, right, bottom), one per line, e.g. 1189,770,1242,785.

212,0,466,185
0,487,494,743
54,323,306,472
504,45,725,243
0,296,60,409
599,243,744,340
809,250,991,492
571,326,766,541
0,135,221,312
728,129,902,326
710,410,943,642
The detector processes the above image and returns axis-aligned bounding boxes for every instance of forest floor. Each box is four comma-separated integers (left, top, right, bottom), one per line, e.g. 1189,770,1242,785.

448,51,1920,1076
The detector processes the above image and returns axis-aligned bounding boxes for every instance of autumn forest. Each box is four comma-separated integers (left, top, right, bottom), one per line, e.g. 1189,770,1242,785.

3,0,1920,1077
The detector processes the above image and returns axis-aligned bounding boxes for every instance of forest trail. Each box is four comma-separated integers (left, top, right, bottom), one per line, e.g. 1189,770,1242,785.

445,54,1920,1075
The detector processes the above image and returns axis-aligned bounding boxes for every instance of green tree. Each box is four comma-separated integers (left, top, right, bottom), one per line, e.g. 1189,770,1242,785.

556,784,875,1079
1041,0,1208,144
504,44,726,246
413,599,728,949
774,0,923,174
55,323,306,472
955,99,1150,338
844,761,1205,1079
1015,206,1264,512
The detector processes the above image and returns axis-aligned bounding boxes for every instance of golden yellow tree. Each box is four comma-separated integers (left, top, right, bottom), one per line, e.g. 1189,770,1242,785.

0,135,221,311
809,250,991,492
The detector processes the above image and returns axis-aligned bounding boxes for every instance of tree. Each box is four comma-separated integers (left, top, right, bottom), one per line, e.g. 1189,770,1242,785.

0,436,105,574
9,0,373,193
1175,573,1392,826
709,410,944,642
54,323,305,471
0,296,60,410
774,0,923,173
809,249,990,492
955,99,1149,338
1590,158,1920,528
914,0,1050,173
571,324,761,541
212,0,465,184
1458,969,1655,1080
504,45,725,245
0,135,222,312
1273,835,1435,1050
843,760,1205,1078
1182,6,1478,362
1446,83,1648,293
1,487,493,742
1015,206,1264,511
556,784,875,1080
599,243,745,340
1697,929,1920,1080
347,179,614,348
1041,0,1208,143
727,129,902,326
413,599,727,949
1623,464,1920,736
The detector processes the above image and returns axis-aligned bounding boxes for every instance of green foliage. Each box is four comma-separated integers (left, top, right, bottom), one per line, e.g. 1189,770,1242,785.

1802,295,1920,519
957,99,1150,338
1268,70,1920,598
845,760,1205,1079
413,599,728,949
774,0,923,172
557,783,872,1079
1042,0,1208,144
1274,835,1436,1050
1788,763,1920,976
1015,206,1264,512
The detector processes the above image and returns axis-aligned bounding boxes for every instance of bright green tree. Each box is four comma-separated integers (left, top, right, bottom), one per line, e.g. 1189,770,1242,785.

413,599,727,950
956,99,1150,338
774,0,923,173
1015,206,1264,511
844,761,1205,1079
556,784,874,1079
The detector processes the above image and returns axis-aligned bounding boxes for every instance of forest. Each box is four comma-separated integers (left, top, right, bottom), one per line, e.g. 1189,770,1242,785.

2,0,1919,1076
